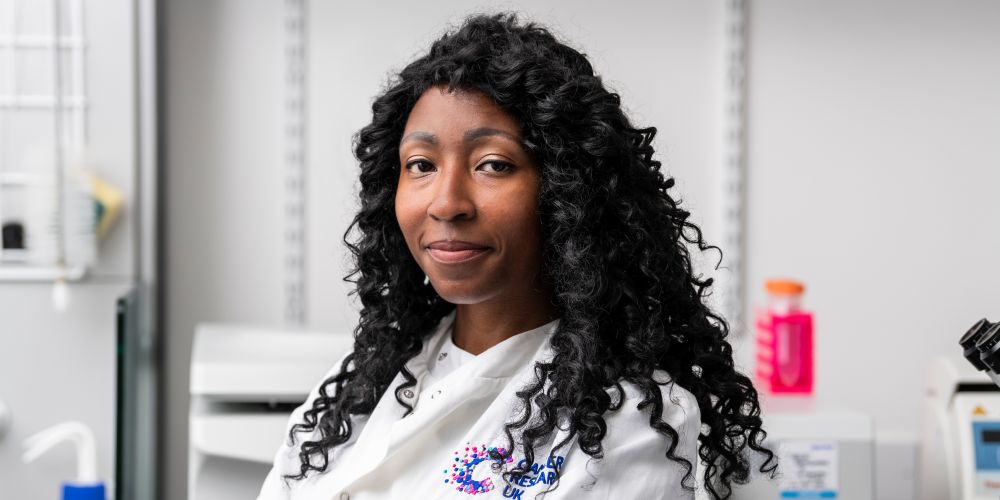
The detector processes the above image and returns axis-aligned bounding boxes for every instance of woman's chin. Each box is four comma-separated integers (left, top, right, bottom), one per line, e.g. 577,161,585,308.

429,282,496,305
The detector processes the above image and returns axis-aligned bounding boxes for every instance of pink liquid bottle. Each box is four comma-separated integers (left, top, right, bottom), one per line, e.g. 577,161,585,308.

755,279,814,394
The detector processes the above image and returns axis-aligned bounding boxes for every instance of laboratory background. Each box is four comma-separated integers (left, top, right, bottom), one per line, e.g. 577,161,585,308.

0,0,998,499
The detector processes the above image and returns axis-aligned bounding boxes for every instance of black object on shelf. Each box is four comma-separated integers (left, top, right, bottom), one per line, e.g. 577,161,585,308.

2,222,24,249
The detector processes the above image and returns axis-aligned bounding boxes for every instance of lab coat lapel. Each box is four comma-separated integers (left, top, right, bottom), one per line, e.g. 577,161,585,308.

310,313,452,498
372,317,559,477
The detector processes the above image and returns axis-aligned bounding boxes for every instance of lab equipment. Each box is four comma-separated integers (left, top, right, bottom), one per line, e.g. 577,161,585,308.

961,319,1000,386
920,355,1000,499
924,319,1000,499
755,279,814,394
698,407,875,500
920,318,1000,500
22,421,107,500
189,322,352,500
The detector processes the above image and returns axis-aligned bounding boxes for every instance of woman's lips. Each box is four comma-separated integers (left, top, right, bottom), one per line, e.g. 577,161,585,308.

426,240,491,264
427,247,490,263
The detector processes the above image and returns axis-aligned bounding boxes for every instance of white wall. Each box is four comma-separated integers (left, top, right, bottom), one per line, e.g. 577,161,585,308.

163,1,1000,498
163,1,284,499
0,0,138,497
741,0,1000,435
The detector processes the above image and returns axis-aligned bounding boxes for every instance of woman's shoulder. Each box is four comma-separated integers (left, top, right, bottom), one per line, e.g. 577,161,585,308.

603,370,701,449
616,370,699,416
550,371,701,497
258,350,361,496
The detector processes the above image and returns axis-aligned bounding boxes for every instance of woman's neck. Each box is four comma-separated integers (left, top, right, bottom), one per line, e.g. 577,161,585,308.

450,288,559,355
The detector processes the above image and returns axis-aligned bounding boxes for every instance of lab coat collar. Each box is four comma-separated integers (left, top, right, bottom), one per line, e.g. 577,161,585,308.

411,309,561,380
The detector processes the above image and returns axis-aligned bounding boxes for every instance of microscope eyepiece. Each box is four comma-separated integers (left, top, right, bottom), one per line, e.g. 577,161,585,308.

975,323,1000,373
960,318,992,370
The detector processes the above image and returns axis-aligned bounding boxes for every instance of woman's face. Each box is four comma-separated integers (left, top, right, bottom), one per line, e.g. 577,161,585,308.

395,85,545,305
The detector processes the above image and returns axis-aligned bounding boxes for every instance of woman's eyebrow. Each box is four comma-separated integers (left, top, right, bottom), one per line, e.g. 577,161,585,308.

399,127,524,148
400,131,438,146
463,127,522,145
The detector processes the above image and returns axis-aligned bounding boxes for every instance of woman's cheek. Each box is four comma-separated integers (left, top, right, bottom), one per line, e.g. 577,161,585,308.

394,197,422,251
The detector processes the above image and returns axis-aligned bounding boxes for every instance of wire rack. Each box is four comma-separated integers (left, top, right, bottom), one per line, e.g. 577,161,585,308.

0,0,89,281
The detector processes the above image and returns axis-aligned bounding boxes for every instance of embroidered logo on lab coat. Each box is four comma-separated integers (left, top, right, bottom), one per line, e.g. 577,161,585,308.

444,442,510,494
443,442,564,498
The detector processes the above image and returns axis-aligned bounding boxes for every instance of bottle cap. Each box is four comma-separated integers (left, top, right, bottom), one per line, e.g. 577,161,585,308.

63,483,106,500
765,279,805,296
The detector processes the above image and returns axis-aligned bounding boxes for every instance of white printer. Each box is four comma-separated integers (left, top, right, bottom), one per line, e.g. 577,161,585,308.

189,323,353,500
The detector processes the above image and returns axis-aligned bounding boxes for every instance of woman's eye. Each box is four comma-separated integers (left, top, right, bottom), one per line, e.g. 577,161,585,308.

477,160,514,173
405,159,435,173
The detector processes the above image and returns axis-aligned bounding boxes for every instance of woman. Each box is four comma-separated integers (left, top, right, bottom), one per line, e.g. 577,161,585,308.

259,12,775,500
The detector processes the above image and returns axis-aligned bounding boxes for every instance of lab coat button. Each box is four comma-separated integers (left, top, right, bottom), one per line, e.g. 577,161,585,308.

402,389,414,399
338,492,349,500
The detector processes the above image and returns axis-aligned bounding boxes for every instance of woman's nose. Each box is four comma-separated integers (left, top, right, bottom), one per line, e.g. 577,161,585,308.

427,164,475,222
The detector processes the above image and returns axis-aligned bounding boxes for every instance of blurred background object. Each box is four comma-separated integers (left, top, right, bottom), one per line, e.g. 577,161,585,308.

187,322,353,500
0,0,158,498
21,421,107,500
755,279,815,395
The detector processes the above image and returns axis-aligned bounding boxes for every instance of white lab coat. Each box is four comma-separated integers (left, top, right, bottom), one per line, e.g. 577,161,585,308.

258,310,701,500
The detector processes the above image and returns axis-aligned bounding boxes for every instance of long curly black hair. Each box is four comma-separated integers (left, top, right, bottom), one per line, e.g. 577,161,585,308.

286,12,776,499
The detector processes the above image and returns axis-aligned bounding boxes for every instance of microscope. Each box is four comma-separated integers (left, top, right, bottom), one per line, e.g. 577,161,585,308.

960,319,1000,386
919,318,1000,499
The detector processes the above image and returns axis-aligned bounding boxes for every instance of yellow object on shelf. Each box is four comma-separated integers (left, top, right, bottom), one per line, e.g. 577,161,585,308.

89,173,123,242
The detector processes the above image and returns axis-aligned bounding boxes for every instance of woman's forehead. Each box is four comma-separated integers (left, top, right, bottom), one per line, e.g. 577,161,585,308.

402,86,522,141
